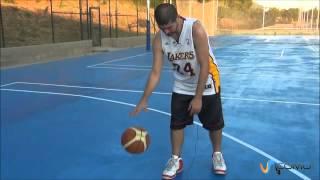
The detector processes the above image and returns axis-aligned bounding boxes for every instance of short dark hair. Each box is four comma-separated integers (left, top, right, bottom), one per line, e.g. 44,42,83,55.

154,3,178,26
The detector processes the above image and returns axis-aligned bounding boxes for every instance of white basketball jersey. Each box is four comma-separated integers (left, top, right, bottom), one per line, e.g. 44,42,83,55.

160,18,221,95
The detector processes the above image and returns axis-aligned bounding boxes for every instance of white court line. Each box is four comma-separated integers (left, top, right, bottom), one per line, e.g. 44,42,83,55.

91,63,319,70
87,66,319,80
280,49,285,57
87,66,173,72
223,97,319,106
9,81,171,95
90,64,173,70
309,46,317,52
92,64,174,69
0,88,311,180
2,82,319,106
0,82,18,87
302,36,319,52
87,52,151,68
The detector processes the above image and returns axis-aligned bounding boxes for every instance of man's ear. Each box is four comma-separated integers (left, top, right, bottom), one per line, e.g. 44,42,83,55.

176,15,180,21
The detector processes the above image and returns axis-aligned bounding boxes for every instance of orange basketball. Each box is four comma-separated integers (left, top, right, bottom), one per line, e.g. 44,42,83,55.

121,127,150,154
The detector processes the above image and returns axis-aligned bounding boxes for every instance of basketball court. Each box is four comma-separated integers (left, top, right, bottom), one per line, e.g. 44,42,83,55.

1,35,319,179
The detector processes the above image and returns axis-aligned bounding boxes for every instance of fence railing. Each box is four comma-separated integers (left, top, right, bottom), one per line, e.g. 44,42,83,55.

0,0,158,48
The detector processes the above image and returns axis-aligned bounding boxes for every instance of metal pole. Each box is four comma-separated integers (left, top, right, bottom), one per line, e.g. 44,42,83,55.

306,10,309,30
317,7,319,30
153,0,156,34
50,0,55,43
136,0,139,36
0,0,5,47
302,10,305,29
115,0,118,38
311,8,314,30
304,11,307,29
89,8,92,39
79,0,83,40
86,0,89,38
146,0,151,51
298,8,301,29
98,7,102,46
108,0,112,37
262,6,265,29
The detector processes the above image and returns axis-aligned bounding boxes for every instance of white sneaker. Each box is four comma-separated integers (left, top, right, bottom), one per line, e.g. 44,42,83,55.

212,152,227,175
162,155,183,179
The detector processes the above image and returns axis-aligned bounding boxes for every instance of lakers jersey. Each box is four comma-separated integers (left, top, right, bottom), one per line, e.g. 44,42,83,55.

160,18,221,95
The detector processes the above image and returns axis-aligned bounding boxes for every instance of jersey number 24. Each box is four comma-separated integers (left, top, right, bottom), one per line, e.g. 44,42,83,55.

172,62,195,76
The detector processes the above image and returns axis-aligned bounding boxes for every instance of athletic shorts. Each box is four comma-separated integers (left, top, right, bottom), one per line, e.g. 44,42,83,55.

170,92,224,131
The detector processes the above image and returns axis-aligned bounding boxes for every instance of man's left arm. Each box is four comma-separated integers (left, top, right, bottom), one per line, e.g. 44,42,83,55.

188,21,209,115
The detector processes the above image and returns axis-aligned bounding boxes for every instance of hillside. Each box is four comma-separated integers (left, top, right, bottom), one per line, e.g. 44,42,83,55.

1,0,154,47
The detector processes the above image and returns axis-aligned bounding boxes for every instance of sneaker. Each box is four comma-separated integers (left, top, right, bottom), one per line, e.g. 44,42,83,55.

212,152,227,175
162,155,183,179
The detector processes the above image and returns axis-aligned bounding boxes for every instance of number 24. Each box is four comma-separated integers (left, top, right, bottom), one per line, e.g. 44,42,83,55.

172,62,195,76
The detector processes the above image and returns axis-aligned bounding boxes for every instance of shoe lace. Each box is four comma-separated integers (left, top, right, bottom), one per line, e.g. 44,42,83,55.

214,154,224,166
165,158,177,171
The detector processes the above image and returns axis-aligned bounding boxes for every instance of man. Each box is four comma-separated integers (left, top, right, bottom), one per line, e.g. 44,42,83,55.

130,3,226,179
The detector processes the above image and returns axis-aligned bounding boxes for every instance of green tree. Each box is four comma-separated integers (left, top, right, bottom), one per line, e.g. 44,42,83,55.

4,0,15,3
280,9,290,23
222,0,252,10
287,8,299,22
265,8,280,26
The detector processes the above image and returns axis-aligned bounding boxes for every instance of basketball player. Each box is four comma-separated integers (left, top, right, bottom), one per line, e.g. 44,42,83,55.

130,3,226,179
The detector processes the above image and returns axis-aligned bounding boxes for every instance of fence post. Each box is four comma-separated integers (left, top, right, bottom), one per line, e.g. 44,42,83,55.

49,0,55,43
86,0,89,39
98,7,101,46
79,0,83,40
89,8,92,39
108,0,112,37
115,0,118,38
146,0,151,51
136,0,139,36
0,0,5,47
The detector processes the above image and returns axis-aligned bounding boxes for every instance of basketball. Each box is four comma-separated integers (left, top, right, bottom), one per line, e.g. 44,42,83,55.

121,127,150,154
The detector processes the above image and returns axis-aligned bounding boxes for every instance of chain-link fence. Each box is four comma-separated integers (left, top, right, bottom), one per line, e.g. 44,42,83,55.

215,0,319,35
0,0,170,48
176,0,319,36
1,0,319,48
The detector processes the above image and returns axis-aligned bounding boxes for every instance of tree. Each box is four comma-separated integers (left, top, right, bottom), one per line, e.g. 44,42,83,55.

287,8,299,22
222,0,252,10
265,8,280,26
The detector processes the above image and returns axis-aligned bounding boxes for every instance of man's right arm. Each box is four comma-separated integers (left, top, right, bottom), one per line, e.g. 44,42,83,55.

130,32,163,116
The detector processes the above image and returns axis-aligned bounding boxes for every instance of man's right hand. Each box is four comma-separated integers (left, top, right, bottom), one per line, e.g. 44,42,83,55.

130,100,148,116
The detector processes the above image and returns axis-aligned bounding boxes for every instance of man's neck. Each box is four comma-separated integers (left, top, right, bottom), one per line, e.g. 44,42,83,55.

173,16,184,42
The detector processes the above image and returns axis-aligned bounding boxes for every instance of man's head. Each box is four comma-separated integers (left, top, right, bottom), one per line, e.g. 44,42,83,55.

155,3,179,36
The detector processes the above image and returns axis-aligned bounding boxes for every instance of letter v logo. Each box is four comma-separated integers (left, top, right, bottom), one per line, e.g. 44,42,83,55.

260,160,270,174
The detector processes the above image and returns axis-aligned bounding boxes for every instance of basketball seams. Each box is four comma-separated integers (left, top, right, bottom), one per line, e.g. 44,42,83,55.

122,127,150,153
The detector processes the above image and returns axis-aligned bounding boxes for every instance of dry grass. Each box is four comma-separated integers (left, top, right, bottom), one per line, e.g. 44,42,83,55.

1,0,149,47
2,0,317,48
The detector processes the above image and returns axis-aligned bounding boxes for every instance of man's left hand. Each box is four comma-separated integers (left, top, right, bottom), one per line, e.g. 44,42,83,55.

188,97,202,116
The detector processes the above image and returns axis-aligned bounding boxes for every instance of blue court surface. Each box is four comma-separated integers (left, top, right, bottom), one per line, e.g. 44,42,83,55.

1,35,319,180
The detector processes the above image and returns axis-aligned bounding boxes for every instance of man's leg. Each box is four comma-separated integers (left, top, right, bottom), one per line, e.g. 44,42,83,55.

209,129,222,152
163,93,191,179
171,128,184,156
162,128,184,179
209,128,226,175
199,94,226,175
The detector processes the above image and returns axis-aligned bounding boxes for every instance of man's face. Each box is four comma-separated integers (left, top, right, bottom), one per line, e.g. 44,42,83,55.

159,20,178,36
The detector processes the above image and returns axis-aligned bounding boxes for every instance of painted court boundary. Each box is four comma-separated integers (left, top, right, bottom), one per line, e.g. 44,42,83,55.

1,82,319,106
0,82,312,180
